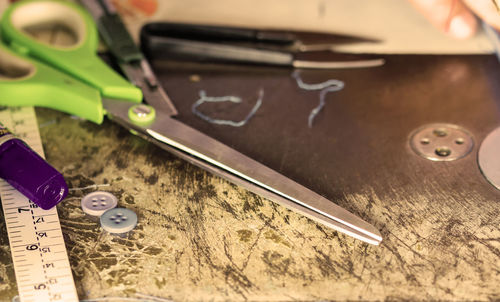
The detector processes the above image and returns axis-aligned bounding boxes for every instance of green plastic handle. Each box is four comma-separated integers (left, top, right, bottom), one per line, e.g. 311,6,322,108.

0,43,104,123
1,0,142,103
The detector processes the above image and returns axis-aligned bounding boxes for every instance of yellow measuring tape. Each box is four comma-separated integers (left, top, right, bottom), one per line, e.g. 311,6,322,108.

0,107,77,302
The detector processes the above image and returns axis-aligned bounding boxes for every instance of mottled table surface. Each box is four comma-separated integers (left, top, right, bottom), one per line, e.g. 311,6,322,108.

1,55,500,301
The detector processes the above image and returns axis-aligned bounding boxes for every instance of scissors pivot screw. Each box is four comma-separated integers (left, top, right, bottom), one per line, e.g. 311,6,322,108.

128,104,156,126
132,104,153,117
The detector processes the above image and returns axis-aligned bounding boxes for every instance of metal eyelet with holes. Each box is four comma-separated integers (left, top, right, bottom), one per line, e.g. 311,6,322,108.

409,123,474,161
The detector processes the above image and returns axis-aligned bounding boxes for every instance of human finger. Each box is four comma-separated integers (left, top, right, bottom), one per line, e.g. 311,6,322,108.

408,0,478,39
462,0,500,31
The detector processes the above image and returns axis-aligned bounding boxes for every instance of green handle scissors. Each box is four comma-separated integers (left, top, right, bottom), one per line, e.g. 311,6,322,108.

0,0,382,245
0,0,141,124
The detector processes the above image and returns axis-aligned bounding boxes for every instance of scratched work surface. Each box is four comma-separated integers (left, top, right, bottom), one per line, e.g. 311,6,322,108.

1,54,500,301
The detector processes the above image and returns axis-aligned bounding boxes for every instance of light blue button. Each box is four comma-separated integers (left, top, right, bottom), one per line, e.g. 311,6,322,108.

100,208,137,234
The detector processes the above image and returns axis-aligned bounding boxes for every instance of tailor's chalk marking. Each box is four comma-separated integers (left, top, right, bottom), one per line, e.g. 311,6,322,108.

292,71,344,128
292,70,344,91
192,89,264,127
309,85,345,128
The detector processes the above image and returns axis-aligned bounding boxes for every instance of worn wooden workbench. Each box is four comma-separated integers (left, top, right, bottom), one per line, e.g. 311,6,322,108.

1,55,500,301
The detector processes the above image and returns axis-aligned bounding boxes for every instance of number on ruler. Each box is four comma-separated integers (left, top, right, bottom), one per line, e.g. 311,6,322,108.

34,283,47,290
26,244,39,251
17,207,29,213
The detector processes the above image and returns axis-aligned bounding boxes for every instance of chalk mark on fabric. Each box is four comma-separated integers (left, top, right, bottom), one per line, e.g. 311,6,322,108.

192,89,264,127
292,70,344,128
309,85,344,128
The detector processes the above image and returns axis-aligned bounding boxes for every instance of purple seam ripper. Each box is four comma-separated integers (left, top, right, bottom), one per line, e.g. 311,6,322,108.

0,122,68,209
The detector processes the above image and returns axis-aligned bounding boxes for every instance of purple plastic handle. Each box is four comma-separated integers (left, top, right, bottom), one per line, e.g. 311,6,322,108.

0,136,68,210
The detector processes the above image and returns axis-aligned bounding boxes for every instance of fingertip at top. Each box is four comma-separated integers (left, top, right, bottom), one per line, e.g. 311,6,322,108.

448,13,478,39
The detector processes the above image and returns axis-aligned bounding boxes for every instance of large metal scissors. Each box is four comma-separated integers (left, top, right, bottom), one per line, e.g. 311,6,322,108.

0,0,382,245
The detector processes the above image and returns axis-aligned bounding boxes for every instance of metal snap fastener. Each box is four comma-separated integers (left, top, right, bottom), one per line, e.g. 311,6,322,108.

100,208,137,234
409,123,474,161
81,191,118,217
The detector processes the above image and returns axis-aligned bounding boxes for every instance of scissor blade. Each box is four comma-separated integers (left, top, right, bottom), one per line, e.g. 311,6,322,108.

143,36,385,69
120,61,178,116
103,98,382,245
293,58,385,69
141,22,383,53
80,0,179,116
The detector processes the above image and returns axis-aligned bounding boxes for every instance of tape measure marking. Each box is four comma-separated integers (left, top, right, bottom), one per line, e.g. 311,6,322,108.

0,107,78,302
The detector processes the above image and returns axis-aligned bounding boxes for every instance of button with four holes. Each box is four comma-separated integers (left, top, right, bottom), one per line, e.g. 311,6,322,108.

81,191,118,217
100,208,138,234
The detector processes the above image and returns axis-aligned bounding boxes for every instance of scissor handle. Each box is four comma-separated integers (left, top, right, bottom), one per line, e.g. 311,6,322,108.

1,0,142,102
0,43,104,124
